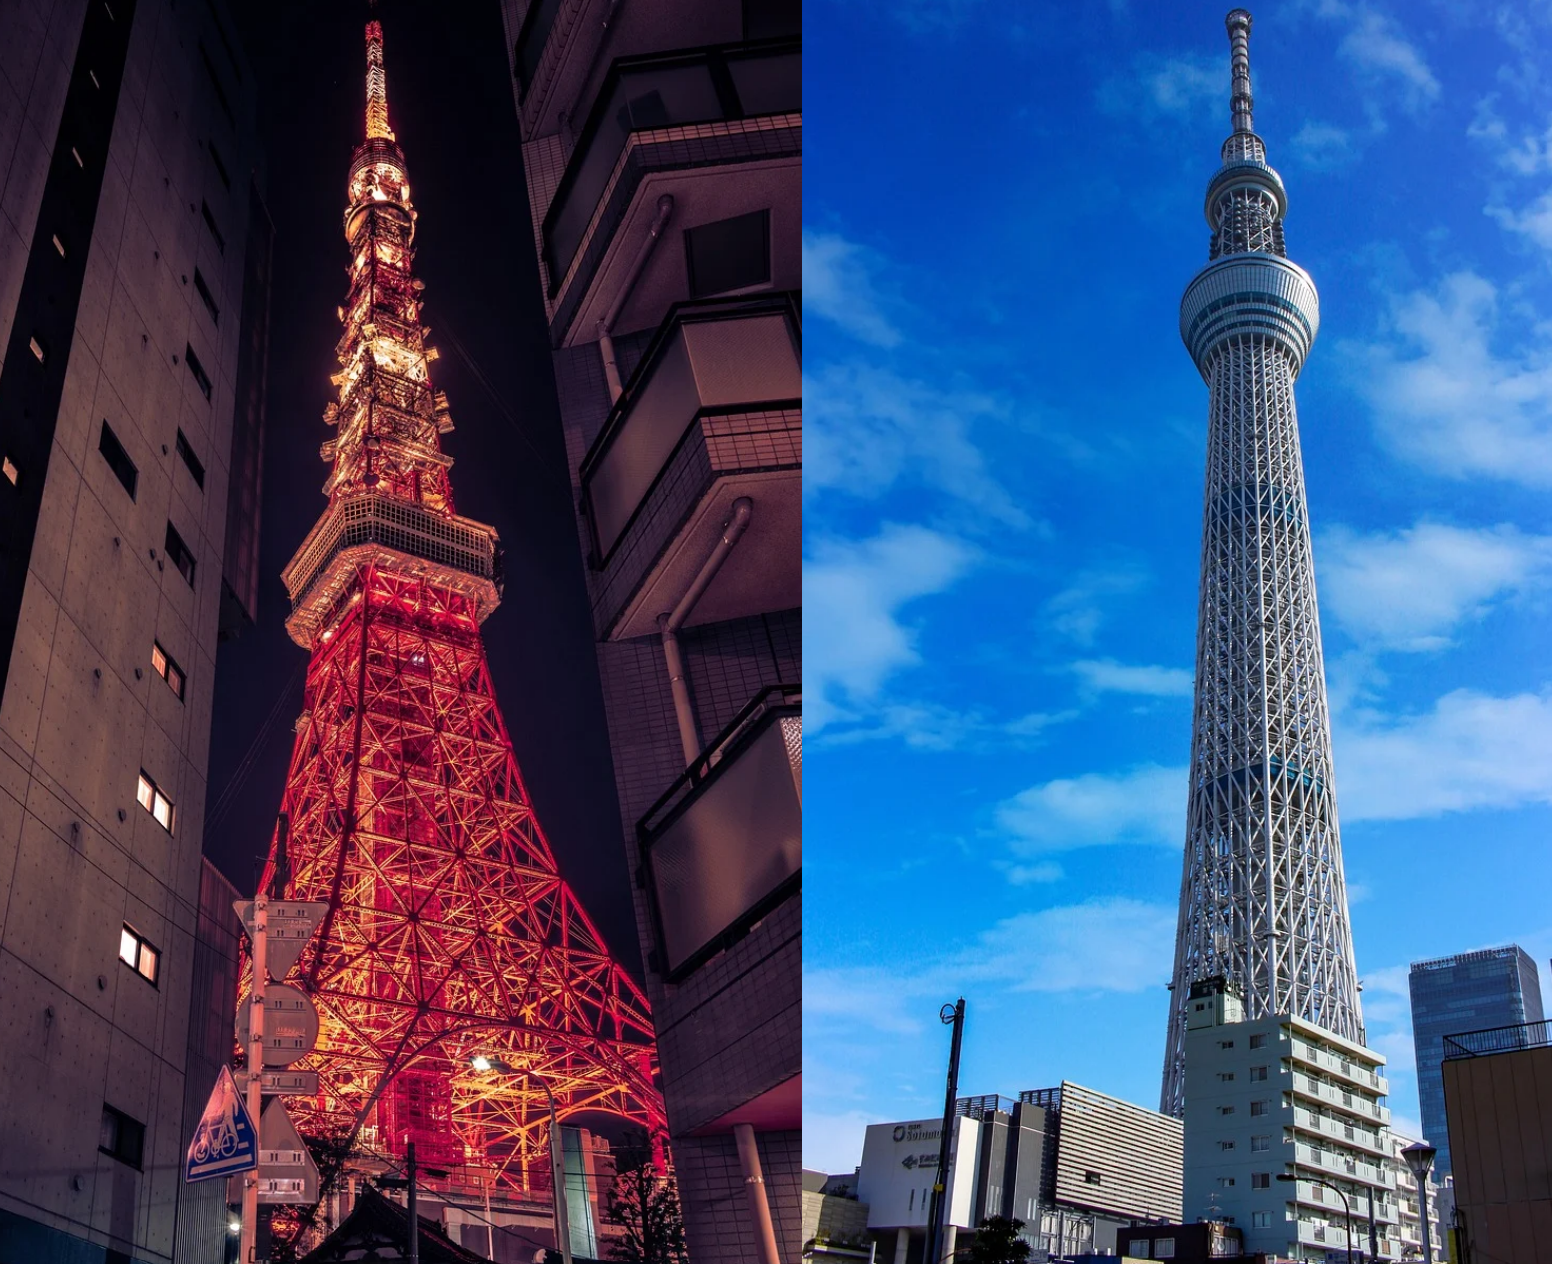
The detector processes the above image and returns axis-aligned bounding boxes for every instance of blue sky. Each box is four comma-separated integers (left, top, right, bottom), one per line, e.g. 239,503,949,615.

803,0,1552,1178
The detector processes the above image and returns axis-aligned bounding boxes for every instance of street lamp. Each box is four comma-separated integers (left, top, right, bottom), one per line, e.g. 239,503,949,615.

1400,1142,1436,1264
470,1055,573,1264
1277,1172,1353,1264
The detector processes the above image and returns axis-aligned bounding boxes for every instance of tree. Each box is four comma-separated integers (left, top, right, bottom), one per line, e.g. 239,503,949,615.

607,1131,687,1264
961,1216,1032,1264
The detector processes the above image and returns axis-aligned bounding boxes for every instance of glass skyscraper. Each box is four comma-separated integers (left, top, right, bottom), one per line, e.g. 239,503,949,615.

1409,945,1544,1175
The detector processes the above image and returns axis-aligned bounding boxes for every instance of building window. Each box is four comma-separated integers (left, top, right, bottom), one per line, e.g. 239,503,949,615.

99,1105,145,1168
1218,1072,1235,1082
1249,1065,1269,1081
29,334,47,363
1084,1171,1101,1185
118,924,159,985
1220,1140,1236,1151
98,421,137,498
1250,1032,1268,1049
1251,1211,1271,1228
684,209,770,298
175,428,205,487
1220,1039,1235,1049
207,138,230,189
1251,1172,1270,1189
1250,1134,1270,1152
1153,1239,1175,1259
184,343,212,400
136,771,174,832
1,455,17,485
192,267,219,325
164,522,196,586
1219,1177,1235,1187
1251,1099,1268,1116
1219,1105,1235,1115
151,642,184,699
201,199,225,253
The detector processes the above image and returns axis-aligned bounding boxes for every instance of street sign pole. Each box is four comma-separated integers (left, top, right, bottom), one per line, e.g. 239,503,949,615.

241,893,267,1264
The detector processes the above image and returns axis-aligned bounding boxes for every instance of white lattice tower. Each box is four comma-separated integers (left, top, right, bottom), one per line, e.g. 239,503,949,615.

1160,8,1362,1116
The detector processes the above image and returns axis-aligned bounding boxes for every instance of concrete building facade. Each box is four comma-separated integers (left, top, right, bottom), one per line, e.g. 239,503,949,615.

496,2,801,1260
0,2,267,1261
1409,945,1543,1179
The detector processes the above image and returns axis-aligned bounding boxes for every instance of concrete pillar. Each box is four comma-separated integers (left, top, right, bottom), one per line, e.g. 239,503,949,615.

942,1224,957,1264
894,1227,909,1264
733,1124,781,1264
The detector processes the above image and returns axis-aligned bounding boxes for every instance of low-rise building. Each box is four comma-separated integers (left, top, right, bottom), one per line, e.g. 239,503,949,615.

803,1170,871,1260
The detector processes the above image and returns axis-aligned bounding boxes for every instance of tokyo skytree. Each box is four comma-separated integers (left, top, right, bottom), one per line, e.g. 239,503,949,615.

1161,9,1362,1116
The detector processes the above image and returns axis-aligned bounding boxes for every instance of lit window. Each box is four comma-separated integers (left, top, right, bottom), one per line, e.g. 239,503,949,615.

28,335,46,363
119,923,160,985
51,234,65,256
151,642,185,699
136,771,173,832
1,456,16,486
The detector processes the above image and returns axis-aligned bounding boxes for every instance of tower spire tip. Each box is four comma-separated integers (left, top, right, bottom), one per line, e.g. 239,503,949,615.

1226,8,1254,135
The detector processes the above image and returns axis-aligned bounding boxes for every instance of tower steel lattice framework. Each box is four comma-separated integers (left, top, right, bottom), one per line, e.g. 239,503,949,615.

1161,10,1362,1116
245,21,665,1190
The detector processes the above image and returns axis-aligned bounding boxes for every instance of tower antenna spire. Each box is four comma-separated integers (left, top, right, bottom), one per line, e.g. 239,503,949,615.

364,18,395,142
1227,9,1254,135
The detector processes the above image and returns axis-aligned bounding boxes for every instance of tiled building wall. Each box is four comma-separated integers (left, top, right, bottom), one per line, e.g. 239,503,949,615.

677,1128,802,1264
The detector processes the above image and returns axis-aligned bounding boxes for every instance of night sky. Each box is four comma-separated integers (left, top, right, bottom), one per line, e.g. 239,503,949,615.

209,2,640,972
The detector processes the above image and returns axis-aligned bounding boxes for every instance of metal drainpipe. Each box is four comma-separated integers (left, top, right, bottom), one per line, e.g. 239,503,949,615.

658,498,753,766
733,1123,781,1264
599,193,674,402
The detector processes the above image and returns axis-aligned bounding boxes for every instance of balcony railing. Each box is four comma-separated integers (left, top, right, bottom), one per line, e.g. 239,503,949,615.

638,685,800,981
1289,1037,1388,1094
542,37,801,297
580,293,800,565
1443,1018,1552,1058
1290,1070,1390,1124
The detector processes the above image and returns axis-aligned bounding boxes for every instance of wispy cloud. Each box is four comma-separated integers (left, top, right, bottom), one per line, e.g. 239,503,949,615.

1338,11,1439,113
1044,563,1150,645
1320,521,1552,651
1100,52,1220,122
1347,271,1552,485
1073,658,1193,698
1337,689,1552,822
996,763,1185,855
1290,120,1359,170
806,361,1027,524
804,526,977,733
1489,189,1552,249
803,229,903,349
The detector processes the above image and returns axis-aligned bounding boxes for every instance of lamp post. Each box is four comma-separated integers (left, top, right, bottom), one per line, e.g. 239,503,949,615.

471,1055,573,1264
1400,1142,1436,1264
1277,1173,1353,1264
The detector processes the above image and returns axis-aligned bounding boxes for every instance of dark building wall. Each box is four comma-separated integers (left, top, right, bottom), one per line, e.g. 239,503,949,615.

1443,1044,1552,1264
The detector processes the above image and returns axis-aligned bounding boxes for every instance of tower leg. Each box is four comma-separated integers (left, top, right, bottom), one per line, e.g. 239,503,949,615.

734,1123,781,1264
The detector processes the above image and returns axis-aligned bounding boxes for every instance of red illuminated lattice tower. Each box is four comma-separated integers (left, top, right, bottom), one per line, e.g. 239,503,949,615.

249,21,663,1191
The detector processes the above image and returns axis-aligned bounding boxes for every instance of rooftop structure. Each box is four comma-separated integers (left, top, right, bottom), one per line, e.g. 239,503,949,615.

1163,6,1362,1117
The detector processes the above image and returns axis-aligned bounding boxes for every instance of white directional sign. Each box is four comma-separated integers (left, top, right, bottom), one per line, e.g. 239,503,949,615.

235,984,321,1067
257,1097,320,1204
186,1066,259,1183
234,899,328,978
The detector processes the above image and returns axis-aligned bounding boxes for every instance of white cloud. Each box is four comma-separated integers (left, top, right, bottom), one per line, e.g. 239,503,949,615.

1320,521,1552,650
805,967,926,1037
952,898,1178,993
1002,860,1064,886
1044,564,1150,644
1348,271,1552,485
1099,53,1219,123
997,764,1185,854
1338,12,1439,112
1337,689,1552,822
804,526,976,733
803,230,902,349
1291,120,1358,169
806,361,1027,524
1073,658,1193,698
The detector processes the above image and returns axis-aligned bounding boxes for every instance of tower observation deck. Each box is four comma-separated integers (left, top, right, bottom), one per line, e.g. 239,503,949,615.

250,18,665,1207
1161,9,1361,1116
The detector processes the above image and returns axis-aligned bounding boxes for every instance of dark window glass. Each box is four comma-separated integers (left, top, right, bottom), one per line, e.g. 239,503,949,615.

164,522,195,586
201,200,225,253
207,140,230,190
684,210,770,298
98,421,137,498
184,344,211,400
99,1105,145,1168
513,0,565,93
192,268,219,325
198,42,234,127
743,0,801,38
175,429,205,488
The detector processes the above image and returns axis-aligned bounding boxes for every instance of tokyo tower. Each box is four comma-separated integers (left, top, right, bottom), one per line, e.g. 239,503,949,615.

1161,10,1361,1115
249,20,664,1189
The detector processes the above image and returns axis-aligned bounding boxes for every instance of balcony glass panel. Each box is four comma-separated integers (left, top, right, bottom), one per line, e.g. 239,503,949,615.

640,691,800,980
582,296,800,561
543,41,802,291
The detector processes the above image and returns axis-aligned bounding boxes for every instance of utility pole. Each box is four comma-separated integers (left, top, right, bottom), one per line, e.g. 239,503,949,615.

407,1140,419,1264
925,999,965,1264
239,893,267,1264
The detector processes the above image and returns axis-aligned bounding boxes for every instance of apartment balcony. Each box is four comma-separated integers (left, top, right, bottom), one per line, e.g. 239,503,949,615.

1291,1069,1391,1125
637,686,800,982
1292,1141,1392,1189
540,38,801,344
1287,1181,1398,1225
1291,1106,1387,1157
1289,1036,1389,1095
580,294,800,640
